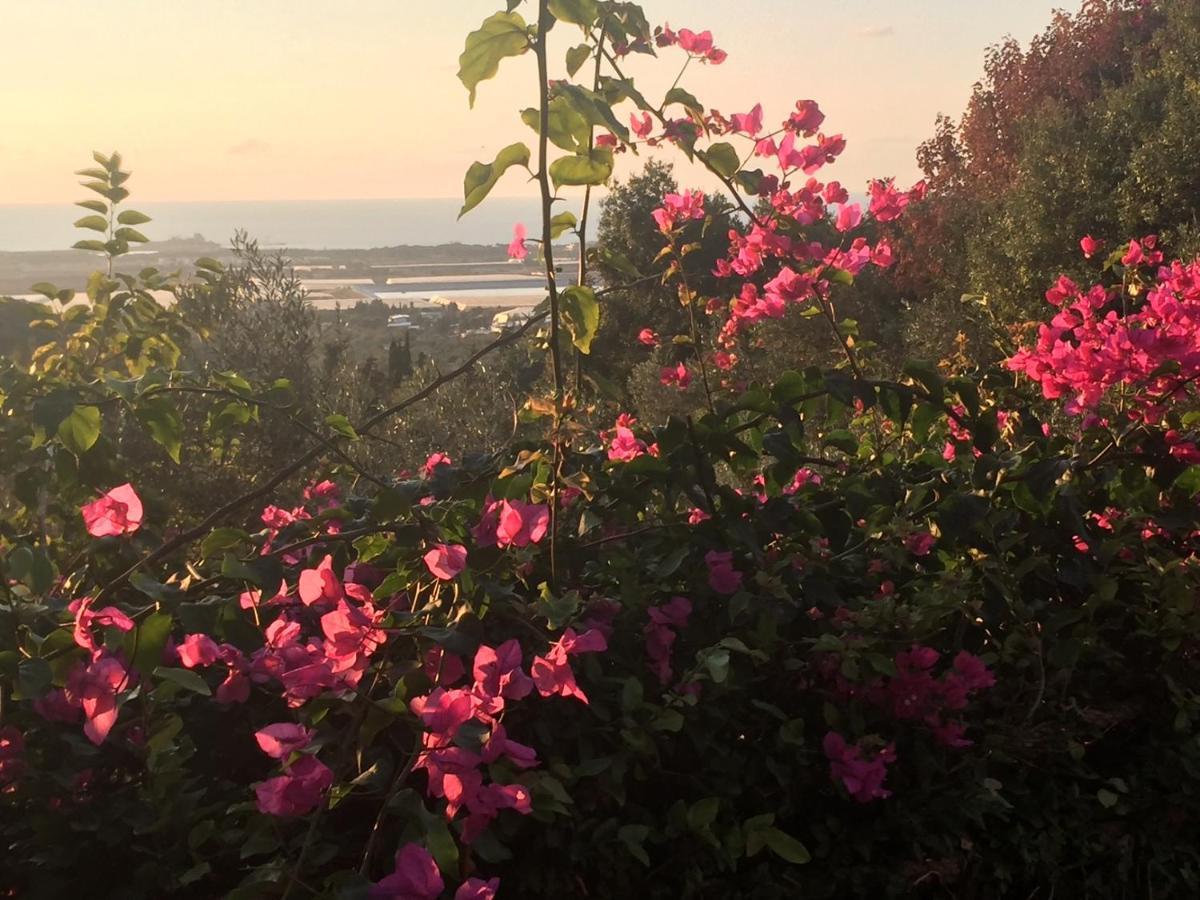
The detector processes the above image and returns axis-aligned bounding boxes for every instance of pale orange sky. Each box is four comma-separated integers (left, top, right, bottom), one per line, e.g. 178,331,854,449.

0,1,1066,204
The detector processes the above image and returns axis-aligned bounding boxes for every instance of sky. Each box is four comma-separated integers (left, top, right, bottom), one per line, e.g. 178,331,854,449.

0,1,1070,205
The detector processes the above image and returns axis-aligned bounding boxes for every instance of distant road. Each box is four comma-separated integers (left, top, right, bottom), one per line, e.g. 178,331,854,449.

297,259,580,272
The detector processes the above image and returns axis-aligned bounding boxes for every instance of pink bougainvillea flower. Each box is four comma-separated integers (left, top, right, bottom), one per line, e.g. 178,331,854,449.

254,754,334,817
904,531,936,557
630,111,653,139
1080,234,1103,259
676,27,713,55
531,628,607,704
605,415,649,462
824,180,849,205
81,483,143,537
823,732,895,802
637,327,660,347
370,844,444,900
783,467,823,494
730,102,763,136
215,653,251,705
423,647,466,686
645,595,692,684
871,239,895,268
0,726,26,790
834,202,862,233
480,722,538,770
68,652,131,745
422,452,452,479
1008,250,1200,414
455,877,500,900
789,99,825,136
494,500,550,548
473,639,535,702
410,687,476,735
298,554,344,606
652,190,705,233
321,600,386,678
1121,239,1144,266
424,543,468,580
507,223,528,261
705,550,743,594
177,633,220,669
254,723,314,759
69,597,135,652
660,362,691,389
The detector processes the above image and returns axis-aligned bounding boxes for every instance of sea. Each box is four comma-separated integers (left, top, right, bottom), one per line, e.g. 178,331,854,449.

0,197,568,252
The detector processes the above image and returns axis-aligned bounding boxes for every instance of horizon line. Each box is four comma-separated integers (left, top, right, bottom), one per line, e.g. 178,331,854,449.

0,195,544,208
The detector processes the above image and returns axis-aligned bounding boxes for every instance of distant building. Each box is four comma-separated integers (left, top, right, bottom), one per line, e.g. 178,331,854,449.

491,306,538,333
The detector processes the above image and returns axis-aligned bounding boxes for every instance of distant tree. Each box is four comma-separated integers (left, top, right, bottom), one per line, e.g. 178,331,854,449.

0,298,41,360
387,332,414,385
891,0,1200,360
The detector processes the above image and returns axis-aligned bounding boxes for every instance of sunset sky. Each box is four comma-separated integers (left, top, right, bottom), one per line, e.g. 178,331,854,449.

0,1,1067,205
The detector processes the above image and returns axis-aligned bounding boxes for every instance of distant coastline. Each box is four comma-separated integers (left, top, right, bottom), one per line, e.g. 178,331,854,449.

0,197,585,254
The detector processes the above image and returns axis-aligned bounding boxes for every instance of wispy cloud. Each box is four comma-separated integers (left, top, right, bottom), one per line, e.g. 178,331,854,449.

858,25,895,38
228,138,270,156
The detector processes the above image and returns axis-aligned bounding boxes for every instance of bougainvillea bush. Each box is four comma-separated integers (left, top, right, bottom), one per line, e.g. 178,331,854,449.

2,2,1199,897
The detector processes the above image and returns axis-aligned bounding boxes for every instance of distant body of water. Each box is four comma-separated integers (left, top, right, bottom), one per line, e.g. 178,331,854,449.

0,198,576,252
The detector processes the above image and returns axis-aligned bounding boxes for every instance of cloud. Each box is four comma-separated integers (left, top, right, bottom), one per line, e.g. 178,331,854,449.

858,25,895,38
228,138,271,156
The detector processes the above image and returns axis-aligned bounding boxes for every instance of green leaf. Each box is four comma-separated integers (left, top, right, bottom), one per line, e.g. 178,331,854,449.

458,11,530,107
423,815,459,872
133,613,174,678
57,405,101,454
16,658,52,700
559,285,600,353
460,142,531,217
550,211,577,238
548,0,598,26
72,239,107,253
762,827,811,864
703,142,740,179
521,98,590,153
115,227,150,243
618,824,651,867
153,666,212,696
117,209,152,225
664,87,704,116
565,43,591,76
549,147,613,188
195,257,224,273
824,429,858,455
687,797,720,830
903,359,945,401
200,527,253,559
594,245,640,277
74,215,109,233
136,397,183,462
325,413,359,440
557,83,631,143
701,647,731,683
76,199,108,214
353,533,391,563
